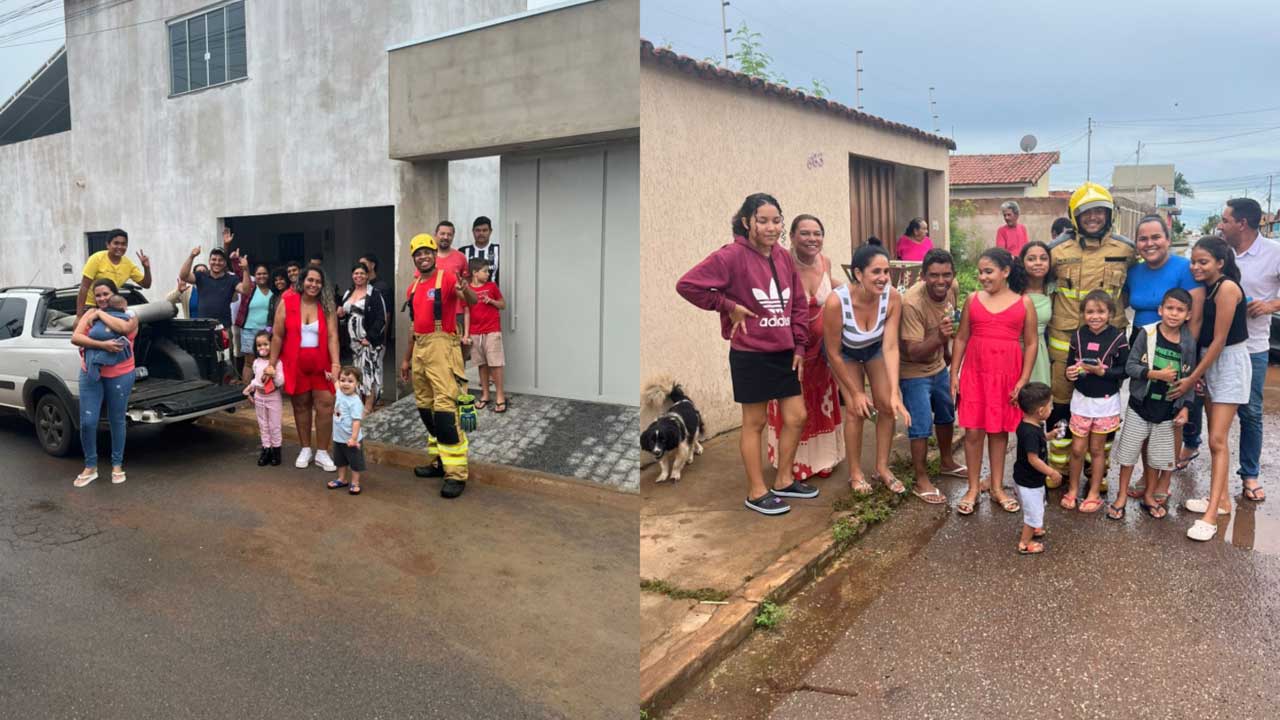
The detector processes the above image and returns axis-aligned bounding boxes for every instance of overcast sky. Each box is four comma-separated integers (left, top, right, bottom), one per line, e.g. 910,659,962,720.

643,0,1280,228
5,1,1279,228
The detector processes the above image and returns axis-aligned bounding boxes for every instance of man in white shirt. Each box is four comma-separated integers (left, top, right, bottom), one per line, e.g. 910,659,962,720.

1217,197,1280,501
458,216,500,287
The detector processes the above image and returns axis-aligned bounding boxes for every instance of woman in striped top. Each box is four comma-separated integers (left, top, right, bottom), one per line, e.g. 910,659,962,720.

823,244,912,495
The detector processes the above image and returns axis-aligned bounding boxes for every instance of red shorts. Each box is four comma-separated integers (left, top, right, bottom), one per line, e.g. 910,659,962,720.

287,346,335,395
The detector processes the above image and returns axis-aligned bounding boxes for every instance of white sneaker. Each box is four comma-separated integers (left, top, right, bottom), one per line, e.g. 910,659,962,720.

314,450,337,472
295,447,313,468
1187,519,1218,542
1183,497,1230,515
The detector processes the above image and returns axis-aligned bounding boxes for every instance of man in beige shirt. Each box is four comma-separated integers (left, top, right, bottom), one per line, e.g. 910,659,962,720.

898,248,967,503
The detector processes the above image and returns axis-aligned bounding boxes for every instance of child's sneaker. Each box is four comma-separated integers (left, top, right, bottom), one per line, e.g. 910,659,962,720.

295,447,313,468
745,492,790,516
314,450,337,472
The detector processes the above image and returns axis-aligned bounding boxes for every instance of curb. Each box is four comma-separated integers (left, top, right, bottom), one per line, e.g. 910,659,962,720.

196,408,637,511
640,490,906,714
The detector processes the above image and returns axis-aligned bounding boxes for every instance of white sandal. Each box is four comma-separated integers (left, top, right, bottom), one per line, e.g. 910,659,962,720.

111,470,126,485
74,469,98,488
1186,519,1218,542
1183,497,1230,515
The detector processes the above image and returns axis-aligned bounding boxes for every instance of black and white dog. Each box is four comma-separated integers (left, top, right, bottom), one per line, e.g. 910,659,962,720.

641,379,705,483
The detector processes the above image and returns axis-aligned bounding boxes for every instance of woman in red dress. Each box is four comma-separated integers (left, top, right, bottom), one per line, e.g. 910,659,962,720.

767,215,844,480
265,266,341,472
950,247,1038,516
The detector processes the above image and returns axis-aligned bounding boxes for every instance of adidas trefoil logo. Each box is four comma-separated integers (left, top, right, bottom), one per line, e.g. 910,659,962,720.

752,280,790,315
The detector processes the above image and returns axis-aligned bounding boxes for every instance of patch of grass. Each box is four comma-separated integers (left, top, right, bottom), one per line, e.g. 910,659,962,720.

640,578,731,603
831,516,862,546
754,600,788,630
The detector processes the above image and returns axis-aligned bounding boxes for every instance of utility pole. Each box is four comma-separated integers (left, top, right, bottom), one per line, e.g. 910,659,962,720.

928,86,939,133
720,1,731,66
1268,174,1273,215
1086,117,1093,183
855,50,863,110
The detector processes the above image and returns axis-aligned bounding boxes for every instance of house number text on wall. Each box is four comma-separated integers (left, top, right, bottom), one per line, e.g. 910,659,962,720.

806,152,824,170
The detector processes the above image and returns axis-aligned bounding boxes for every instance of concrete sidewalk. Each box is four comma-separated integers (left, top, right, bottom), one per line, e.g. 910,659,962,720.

641,418,937,711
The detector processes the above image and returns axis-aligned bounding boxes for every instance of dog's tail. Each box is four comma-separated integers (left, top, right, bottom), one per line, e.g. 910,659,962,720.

641,375,679,415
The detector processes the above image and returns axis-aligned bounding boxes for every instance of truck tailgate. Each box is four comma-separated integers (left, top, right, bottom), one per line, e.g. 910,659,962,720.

128,378,245,420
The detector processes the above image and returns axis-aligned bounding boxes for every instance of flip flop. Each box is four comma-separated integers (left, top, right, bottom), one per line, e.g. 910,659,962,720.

1139,500,1167,519
912,488,947,505
1060,494,1078,511
956,499,976,516
1018,541,1045,555
1243,484,1266,502
1106,503,1126,520
1174,451,1200,471
873,472,906,495
937,465,968,479
349,485,362,495
494,401,508,413
327,479,350,489
1078,497,1104,514
991,495,1020,513
475,398,488,410
850,477,874,496
1126,485,1147,499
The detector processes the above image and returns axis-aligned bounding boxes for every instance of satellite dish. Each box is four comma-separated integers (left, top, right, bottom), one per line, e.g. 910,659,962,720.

1019,134,1037,152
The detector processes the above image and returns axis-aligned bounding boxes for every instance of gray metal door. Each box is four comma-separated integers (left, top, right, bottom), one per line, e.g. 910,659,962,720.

499,141,638,405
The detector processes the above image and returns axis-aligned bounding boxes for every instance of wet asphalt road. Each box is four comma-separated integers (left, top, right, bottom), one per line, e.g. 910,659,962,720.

0,416,636,719
668,367,1280,719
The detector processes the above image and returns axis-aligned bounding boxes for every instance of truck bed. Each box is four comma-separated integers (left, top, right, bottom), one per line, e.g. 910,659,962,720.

128,377,245,418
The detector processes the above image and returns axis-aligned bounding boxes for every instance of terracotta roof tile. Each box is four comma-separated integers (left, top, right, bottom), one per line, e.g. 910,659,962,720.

640,40,956,150
949,152,1060,186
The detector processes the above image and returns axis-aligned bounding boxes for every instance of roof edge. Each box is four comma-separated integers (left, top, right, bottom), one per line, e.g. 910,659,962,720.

640,39,956,151
0,45,66,119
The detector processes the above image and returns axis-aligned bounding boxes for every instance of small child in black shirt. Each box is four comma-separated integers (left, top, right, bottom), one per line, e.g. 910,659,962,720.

1064,290,1129,514
1014,382,1063,555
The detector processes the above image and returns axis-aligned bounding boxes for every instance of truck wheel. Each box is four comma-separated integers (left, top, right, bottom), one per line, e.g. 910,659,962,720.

35,393,76,457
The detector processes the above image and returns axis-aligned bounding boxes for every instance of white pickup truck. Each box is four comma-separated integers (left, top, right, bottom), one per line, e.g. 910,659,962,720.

0,284,246,456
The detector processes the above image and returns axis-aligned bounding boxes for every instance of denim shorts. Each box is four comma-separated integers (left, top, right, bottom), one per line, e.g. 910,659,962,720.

840,341,883,364
899,369,955,439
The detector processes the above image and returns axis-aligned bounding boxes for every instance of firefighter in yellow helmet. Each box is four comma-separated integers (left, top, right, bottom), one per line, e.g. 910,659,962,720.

1043,183,1136,482
400,232,478,498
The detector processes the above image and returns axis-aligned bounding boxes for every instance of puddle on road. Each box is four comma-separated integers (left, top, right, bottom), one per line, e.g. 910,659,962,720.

1224,502,1280,556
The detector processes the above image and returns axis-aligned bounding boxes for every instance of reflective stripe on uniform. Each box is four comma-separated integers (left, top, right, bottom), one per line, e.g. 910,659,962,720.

1048,336,1071,352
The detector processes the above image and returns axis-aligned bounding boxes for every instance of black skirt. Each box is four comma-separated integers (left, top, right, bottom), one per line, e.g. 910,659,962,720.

729,349,802,404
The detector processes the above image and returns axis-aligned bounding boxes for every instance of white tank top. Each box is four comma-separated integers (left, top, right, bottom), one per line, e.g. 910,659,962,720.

300,320,320,348
834,283,889,350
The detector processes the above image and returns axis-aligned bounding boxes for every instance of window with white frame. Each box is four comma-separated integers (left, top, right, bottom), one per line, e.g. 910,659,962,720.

168,1,246,96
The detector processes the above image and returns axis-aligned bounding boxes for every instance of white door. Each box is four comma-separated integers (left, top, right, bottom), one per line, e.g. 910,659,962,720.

499,141,639,405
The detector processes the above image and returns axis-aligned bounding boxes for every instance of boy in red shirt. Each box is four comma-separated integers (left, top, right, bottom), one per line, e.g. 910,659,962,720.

463,257,507,412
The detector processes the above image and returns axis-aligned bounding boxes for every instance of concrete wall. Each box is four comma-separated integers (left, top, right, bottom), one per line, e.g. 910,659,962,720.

951,196,1069,253
388,0,640,161
640,63,951,435
0,0,524,292
0,131,79,287
448,156,501,250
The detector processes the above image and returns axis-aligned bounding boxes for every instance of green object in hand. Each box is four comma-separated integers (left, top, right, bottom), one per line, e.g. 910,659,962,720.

458,393,477,433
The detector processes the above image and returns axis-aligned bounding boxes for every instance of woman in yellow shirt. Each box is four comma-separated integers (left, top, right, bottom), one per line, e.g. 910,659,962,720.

77,229,152,318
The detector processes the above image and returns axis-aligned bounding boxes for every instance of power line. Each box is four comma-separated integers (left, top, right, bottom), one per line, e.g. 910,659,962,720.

1095,105,1280,125
1142,124,1280,146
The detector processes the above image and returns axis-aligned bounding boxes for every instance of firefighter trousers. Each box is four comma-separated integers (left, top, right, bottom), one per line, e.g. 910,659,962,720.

412,332,468,481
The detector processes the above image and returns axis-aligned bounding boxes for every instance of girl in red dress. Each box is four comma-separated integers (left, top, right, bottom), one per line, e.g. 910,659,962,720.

950,248,1038,516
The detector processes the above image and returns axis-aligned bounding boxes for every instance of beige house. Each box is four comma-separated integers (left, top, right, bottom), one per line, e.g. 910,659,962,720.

949,152,1059,199
640,41,954,434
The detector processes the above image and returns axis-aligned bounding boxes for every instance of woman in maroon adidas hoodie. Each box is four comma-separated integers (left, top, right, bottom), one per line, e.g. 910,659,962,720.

677,193,812,517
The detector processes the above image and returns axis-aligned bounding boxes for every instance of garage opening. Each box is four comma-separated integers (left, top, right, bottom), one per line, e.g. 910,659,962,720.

221,206,397,398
